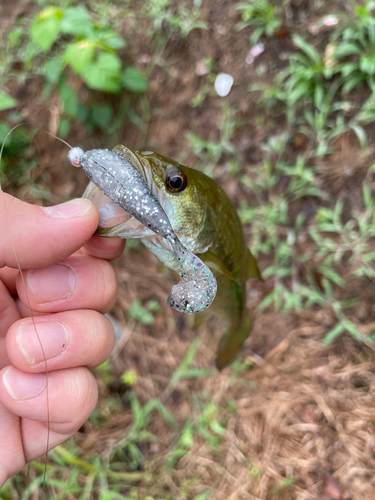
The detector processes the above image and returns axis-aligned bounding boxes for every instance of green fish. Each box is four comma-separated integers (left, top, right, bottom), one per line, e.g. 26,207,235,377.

83,145,262,369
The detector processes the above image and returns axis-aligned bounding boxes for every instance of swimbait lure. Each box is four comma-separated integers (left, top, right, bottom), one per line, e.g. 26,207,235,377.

68,147,217,314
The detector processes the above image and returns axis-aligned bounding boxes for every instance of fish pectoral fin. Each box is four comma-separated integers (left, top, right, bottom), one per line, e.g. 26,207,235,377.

197,250,238,283
96,217,155,239
216,315,253,370
246,249,263,281
83,180,102,200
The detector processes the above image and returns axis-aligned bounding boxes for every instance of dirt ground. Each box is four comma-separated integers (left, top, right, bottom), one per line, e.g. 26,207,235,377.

2,0,375,499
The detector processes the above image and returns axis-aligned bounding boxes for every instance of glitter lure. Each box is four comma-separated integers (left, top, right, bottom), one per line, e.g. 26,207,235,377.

68,147,217,314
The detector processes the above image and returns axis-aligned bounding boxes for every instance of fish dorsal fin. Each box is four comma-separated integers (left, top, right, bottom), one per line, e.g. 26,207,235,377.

197,250,238,283
246,249,263,281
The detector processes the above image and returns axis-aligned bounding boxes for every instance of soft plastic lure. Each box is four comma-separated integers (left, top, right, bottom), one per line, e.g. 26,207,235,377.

68,147,217,314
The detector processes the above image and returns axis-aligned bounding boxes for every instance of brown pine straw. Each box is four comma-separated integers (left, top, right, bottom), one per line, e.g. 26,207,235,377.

72,252,375,500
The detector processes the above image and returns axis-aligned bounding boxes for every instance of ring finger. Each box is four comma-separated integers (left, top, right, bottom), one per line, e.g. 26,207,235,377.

16,254,118,315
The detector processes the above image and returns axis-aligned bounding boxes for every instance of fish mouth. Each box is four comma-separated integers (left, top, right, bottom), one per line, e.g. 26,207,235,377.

112,146,156,193
112,144,167,209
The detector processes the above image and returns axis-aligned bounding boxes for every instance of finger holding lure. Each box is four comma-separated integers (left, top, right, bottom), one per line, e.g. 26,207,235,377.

68,147,217,315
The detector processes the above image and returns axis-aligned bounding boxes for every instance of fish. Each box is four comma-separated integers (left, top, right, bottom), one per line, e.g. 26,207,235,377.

77,145,262,369
68,147,217,314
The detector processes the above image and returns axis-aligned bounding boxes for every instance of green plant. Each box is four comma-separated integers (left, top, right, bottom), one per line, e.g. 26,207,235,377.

0,91,17,112
139,0,208,38
327,1,375,92
127,299,162,325
0,123,37,188
27,5,148,136
297,79,353,157
311,186,375,281
240,127,375,345
236,0,282,44
279,35,334,112
249,27,375,151
167,397,226,467
239,135,326,313
187,103,238,176
1,440,146,500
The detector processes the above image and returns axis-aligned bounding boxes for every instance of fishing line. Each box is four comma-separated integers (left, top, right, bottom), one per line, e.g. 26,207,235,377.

0,122,73,496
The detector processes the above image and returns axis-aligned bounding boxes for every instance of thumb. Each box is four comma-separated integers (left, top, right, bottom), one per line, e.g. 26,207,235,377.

0,192,99,269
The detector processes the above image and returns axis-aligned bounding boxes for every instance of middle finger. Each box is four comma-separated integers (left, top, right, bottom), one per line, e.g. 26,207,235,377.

16,254,118,314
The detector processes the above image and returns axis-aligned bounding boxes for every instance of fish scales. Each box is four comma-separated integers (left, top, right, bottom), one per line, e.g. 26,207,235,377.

68,147,217,315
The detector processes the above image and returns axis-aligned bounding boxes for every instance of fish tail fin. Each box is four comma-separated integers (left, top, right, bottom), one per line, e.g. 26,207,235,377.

215,314,253,370
247,249,263,281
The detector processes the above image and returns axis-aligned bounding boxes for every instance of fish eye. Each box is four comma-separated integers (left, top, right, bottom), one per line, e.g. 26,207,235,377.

165,168,188,193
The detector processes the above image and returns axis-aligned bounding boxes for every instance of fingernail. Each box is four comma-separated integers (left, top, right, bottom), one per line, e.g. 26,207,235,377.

27,264,77,304
17,322,68,364
42,198,92,219
3,366,46,400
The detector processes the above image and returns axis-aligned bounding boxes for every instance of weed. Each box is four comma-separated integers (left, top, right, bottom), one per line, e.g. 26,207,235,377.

240,127,375,344
4,1,375,498
127,299,162,325
0,4,149,141
187,103,238,176
278,35,334,115
141,0,208,38
0,123,37,189
236,0,282,44
0,91,17,112
331,0,375,92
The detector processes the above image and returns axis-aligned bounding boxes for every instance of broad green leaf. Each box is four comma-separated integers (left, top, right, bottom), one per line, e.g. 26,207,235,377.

59,84,79,118
92,104,113,131
58,118,71,138
84,52,122,93
121,67,148,93
31,7,63,51
0,122,10,143
64,40,95,74
102,35,127,49
60,6,93,37
7,27,24,49
44,56,63,84
0,92,17,111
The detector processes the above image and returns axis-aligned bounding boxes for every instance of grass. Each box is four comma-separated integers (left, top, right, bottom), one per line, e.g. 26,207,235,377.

2,0,375,498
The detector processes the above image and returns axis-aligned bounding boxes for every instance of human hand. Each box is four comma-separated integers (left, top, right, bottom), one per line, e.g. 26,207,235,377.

0,193,125,486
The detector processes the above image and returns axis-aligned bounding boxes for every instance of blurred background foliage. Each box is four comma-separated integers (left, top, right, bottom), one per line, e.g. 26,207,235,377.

2,0,375,499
